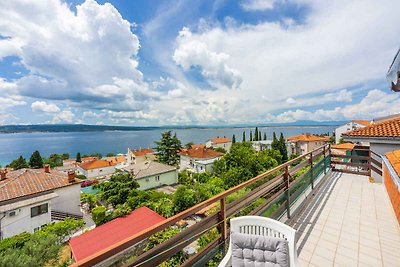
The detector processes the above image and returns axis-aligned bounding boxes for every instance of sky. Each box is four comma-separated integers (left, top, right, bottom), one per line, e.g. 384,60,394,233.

0,0,399,126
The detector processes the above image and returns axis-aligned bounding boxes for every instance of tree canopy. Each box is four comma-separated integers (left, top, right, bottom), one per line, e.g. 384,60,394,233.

29,150,43,169
8,156,28,170
154,131,182,166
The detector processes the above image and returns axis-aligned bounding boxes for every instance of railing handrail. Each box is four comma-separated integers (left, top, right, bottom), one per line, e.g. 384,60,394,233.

71,144,330,267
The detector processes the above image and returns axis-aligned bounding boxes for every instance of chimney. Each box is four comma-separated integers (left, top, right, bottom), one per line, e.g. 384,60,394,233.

44,164,50,173
0,170,6,181
67,170,75,183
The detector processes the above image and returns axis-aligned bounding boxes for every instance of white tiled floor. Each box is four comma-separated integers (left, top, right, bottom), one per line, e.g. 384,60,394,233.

297,173,400,267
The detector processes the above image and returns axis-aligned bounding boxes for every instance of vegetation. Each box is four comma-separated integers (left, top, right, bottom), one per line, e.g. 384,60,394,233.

43,153,64,168
8,155,29,170
0,218,83,267
29,150,43,168
232,134,236,144
154,131,182,166
184,142,194,149
242,131,245,142
76,152,82,163
106,153,115,157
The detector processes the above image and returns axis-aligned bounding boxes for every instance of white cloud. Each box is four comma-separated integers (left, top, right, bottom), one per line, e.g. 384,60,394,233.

52,110,75,123
240,0,278,11
31,101,60,113
173,27,242,89
0,97,26,111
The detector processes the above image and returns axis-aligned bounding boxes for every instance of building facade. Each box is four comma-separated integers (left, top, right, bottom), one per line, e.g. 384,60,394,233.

179,147,223,173
335,120,370,144
205,137,232,152
77,159,116,178
286,134,330,156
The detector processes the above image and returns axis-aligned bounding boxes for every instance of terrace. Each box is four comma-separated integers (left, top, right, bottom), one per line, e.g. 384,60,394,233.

71,144,400,267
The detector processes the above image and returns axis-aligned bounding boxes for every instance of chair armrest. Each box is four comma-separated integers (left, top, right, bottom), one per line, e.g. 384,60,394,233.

217,253,231,267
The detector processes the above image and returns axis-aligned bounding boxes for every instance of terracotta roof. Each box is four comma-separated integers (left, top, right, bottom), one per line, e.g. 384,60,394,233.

81,156,99,162
130,148,154,157
211,137,231,144
191,144,205,149
180,148,223,159
78,159,112,170
123,161,176,179
105,156,127,165
343,117,400,138
352,120,371,126
0,169,80,203
331,143,356,150
287,134,330,142
386,149,400,177
69,207,165,262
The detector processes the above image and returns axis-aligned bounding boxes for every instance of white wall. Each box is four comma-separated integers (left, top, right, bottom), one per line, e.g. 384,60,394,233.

77,165,115,178
1,201,52,239
335,122,367,143
53,184,81,215
136,170,178,190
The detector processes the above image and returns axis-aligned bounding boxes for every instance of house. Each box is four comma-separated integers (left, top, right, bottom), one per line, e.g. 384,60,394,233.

127,148,155,165
104,155,127,168
123,161,178,190
286,134,330,156
335,120,371,144
77,159,115,179
69,207,165,264
63,156,99,166
206,137,232,152
382,150,400,223
179,147,223,173
0,166,81,240
251,140,273,151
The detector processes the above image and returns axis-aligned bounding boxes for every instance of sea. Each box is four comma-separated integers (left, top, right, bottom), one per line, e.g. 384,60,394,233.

0,126,335,166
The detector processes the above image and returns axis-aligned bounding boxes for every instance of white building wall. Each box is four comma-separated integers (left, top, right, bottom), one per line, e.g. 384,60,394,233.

335,122,367,144
136,170,178,190
77,165,115,178
1,200,52,239
179,155,191,171
53,184,81,215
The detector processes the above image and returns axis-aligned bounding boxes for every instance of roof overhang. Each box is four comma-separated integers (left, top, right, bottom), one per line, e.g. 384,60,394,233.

0,192,58,213
343,136,400,144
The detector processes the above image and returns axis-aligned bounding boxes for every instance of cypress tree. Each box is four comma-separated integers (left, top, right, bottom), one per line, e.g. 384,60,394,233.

242,131,246,142
232,134,236,144
29,150,43,168
76,152,82,163
255,127,259,141
271,132,279,151
264,132,267,140
250,131,253,141
279,133,288,162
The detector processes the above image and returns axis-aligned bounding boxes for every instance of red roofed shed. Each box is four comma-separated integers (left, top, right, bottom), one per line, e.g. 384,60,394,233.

69,207,165,262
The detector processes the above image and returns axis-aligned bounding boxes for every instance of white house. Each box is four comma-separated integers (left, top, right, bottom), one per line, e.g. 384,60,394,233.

127,148,155,165
0,166,81,240
205,137,232,152
286,134,330,156
122,161,178,190
252,140,273,152
179,147,223,173
335,120,371,144
77,159,116,179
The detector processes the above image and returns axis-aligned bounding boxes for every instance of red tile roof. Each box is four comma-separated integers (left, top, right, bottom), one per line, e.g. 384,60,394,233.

105,156,127,165
343,117,400,138
352,120,371,126
287,134,330,142
130,148,154,157
69,207,165,262
386,150,400,177
211,137,231,144
0,169,80,203
78,159,112,170
179,148,223,159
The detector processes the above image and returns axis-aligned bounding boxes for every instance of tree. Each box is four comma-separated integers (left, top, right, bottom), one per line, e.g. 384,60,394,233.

254,127,259,141
271,132,279,151
279,133,288,162
250,131,253,141
92,206,108,226
8,156,28,170
232,134,236,144
106,153,115,157
62,153,70,160
173,185,197,213
264,133,267,140
29,150,43,168
184,142,194,149
76,152,82,163
242,131,246,142
154,131,182,166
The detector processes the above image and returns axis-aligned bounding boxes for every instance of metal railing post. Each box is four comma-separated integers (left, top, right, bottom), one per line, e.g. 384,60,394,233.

284,165,290,219
323,145,327,174
219,197,227,243
310,152,314,189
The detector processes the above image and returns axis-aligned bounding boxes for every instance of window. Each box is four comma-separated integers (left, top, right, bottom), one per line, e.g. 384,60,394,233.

146,178,150,182
155,176,160,182
31,203,48,217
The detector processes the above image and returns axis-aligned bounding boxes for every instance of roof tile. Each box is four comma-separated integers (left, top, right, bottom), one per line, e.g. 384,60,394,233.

343,117,400,138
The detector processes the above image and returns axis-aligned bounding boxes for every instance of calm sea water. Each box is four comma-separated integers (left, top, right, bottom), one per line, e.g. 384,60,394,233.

0,126,335,166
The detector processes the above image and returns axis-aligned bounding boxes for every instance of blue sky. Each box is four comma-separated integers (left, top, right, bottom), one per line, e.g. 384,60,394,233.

0,0,399,126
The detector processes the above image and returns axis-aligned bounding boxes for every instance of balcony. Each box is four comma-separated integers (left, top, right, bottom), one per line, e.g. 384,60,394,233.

71,145,400,267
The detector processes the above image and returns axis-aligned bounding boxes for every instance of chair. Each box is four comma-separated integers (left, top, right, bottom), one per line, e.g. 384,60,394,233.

218,216,299,267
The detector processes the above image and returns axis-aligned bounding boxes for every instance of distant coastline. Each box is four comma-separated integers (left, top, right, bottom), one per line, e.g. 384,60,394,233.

0,121,343,134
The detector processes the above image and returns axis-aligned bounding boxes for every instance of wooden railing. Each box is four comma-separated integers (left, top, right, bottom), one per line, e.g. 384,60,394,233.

71,144,331,267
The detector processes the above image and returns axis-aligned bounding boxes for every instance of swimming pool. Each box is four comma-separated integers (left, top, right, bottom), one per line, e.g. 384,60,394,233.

81,185,99,195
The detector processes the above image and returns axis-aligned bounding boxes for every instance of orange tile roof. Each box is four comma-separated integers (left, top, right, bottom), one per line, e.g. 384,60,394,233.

179,148,223,159
81,156,99,162
211,137,231,144
105,156,127,165
0,169,81,203
79,159,112,170
352,120,371,126
331,143,356,150
191,144,206,149
130,148,154,157
386,149,400,177
287,134,330,142
343,117,400,138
